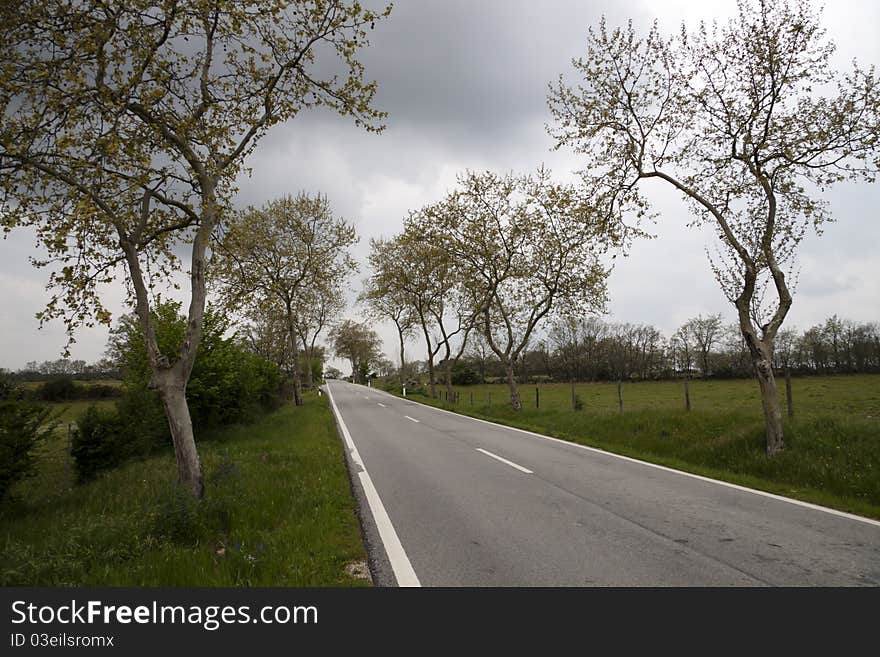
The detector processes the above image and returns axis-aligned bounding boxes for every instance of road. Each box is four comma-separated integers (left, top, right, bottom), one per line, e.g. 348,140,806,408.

326,380,880,586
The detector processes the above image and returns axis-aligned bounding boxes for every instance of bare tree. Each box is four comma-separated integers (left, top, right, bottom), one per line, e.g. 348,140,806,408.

549,0,880,453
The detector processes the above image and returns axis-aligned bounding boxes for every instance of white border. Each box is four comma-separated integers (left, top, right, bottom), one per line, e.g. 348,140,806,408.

326,383,421,586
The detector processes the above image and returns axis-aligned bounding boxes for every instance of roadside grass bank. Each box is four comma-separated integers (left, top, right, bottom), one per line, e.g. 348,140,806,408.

0,393,369,586
390,375,880,520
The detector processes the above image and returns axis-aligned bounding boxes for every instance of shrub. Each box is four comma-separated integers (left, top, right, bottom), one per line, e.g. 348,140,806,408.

0,402,56,500
451,363,482,386
71,405,129,482
37,377,80,401
109,299,283,436
0,371,20,401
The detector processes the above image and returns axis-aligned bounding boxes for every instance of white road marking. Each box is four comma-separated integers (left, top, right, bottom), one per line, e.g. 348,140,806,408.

389,391,880,529
476,448,533,474
404,415,420,423
377,402,386,408
325,383,421,587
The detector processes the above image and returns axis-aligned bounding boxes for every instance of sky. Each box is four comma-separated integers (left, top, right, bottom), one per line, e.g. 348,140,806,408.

1,0,879,372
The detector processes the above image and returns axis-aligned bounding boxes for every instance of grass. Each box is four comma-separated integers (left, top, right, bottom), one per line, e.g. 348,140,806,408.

393,375,880,520
0,393,369,586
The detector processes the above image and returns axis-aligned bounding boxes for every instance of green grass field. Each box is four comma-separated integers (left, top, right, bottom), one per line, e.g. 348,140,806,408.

0,393,369,586
396,375,880,519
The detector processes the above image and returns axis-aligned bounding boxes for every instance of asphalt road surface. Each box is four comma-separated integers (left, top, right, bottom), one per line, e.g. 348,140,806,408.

326,380,880,586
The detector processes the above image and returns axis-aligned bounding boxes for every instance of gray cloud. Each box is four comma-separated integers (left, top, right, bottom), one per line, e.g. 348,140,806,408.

2,0,878,371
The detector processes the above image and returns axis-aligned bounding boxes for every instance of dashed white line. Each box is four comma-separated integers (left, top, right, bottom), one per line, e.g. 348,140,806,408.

404,415,420,423
476,448,533,474
377,402,386,408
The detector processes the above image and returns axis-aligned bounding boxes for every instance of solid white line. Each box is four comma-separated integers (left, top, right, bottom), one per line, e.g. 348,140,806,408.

377,402,386,408
476,448,533,474
372,388,880,529
325,383,421,587
404,415,420,423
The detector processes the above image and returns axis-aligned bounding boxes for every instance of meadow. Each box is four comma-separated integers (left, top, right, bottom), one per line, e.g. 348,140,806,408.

0,393,369,586
398,375,880,519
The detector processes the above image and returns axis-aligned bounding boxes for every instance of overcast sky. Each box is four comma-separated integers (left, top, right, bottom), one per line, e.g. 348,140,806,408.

2,0,879,372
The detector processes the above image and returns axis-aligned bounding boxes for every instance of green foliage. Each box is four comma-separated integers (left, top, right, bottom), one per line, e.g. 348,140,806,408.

451,362,481,386
71,300,284,481
0,371,20,401
37,377,78,402
71,405,129,482
0,395,369,586
0,402,56,500
110,299,284,433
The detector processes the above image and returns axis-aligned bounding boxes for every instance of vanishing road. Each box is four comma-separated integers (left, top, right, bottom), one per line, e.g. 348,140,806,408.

326,380,880,586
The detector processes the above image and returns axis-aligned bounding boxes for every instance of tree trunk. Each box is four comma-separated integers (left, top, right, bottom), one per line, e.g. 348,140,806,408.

285,310,303,406
398,329,407,385
302,341,314,390
753,353,784,456
156,376,204,498
427,356,437,399
504,361,521,410
290,341,304,405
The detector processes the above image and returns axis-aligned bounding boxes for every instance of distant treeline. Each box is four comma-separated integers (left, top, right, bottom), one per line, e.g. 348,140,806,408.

8,358,121,381
408,315,880,384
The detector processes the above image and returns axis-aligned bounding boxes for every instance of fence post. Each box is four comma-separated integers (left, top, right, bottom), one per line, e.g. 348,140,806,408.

617,380,623,412
571,380,576,411
536,385,539,409
470,391,473,406
785,367,794,419
488,392,491,405
684,377,691,412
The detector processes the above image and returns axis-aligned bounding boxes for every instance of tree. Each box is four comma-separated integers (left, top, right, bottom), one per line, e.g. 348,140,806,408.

364,228,460,399
330,320,383,384
416,169,619,409
293,280,346,389
1,1,391,496
677,313,723,377
548,0,880,453
362,238,418,384
211,193,357,406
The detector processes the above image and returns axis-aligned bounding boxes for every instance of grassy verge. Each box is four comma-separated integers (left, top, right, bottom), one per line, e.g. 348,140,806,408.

0,393,369,586
391,376,880,520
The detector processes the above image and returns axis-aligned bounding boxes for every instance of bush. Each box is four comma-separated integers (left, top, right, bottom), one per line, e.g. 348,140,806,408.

0,402,56,500
37,377,80,402
109,300,283,436
71,405,130,482
451,363,482,386
0,371,20,401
